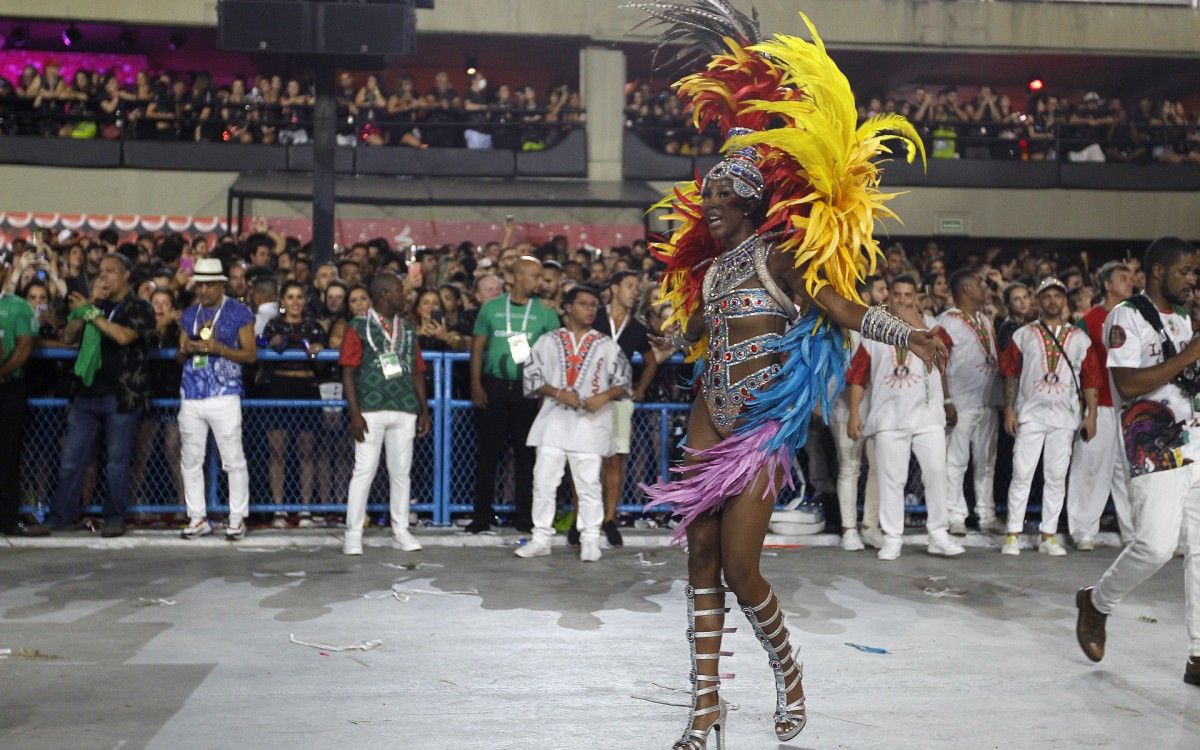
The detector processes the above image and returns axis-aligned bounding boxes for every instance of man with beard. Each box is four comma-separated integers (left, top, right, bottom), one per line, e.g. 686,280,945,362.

1076,238,1200,687
999,277,1100,557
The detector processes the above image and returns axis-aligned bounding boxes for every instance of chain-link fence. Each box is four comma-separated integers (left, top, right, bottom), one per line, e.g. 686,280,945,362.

19,348,993,526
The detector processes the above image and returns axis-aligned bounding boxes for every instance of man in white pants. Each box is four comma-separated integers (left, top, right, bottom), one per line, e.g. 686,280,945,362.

517,285,631,562
1076,237,1200,687
999,277,1100,557
177,258,257,541
847,275,964,561
937,268,1003,535
1067,261,1135,550
830,275,884,551
339,272,432,556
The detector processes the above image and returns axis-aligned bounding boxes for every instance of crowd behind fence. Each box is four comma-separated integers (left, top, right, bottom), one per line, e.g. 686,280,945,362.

19,348,970,528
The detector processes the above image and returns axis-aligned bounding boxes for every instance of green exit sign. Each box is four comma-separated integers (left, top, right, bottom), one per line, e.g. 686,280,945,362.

937,217,966,235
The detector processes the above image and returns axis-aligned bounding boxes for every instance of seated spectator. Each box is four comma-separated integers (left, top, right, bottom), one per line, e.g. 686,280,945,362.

278,78,312,144
385,74,425,148
355,74,389,146
1026,93,1058,161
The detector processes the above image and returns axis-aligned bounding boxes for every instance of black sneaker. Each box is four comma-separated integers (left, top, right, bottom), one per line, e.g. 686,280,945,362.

602,519,624,548
567,525,581,548
464,519,491,534
1,521,51,537
100,523,126,538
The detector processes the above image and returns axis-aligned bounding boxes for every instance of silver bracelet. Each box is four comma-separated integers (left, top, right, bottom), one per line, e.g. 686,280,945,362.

669,331,690,350
861,305,914,348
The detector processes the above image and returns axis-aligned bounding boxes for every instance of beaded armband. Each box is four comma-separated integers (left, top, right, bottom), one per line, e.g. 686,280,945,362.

861,305,914,349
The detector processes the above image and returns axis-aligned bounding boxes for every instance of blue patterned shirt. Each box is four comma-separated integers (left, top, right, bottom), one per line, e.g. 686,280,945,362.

180,297,255,400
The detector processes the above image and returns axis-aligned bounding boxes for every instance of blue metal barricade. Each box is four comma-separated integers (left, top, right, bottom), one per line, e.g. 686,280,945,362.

21,347,966,525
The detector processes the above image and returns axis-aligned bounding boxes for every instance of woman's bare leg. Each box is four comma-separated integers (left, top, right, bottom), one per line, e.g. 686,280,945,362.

719,462,806,737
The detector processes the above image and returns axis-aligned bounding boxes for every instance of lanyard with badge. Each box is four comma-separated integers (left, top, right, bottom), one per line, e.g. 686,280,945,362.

609,310,629,343
191,299,225,370
367,308,406,379
505,294,534,365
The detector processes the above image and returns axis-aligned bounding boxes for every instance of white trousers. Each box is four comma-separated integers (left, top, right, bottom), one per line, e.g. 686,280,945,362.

1067,406,1133,540
531,446,603,543
1007,423,1074,535
1093,462,1200,658
831,421,879,531
875,426,949,539
178,395,249,522
345,410,417,536
945,407,999,523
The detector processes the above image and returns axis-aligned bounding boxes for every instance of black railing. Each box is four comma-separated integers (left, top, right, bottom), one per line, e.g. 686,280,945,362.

0,94,586,151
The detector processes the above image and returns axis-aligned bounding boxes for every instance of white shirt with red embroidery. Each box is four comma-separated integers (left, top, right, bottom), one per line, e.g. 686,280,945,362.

522,327,632,455
936,307,1002,410
848,315,945,436
999,321,1100,430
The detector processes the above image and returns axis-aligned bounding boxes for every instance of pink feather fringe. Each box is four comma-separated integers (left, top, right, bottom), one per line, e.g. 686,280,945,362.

642,420,793,546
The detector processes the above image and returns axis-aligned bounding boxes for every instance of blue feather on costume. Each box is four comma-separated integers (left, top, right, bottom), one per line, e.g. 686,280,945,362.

733,306,849,455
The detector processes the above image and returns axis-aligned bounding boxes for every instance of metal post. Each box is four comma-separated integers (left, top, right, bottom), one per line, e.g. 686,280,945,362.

312,56,337,266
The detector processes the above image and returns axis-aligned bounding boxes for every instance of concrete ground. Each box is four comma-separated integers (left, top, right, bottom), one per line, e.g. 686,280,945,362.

1,529,1197,750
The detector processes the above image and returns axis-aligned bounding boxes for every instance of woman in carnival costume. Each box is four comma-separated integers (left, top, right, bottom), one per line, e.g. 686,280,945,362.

630,2,946,747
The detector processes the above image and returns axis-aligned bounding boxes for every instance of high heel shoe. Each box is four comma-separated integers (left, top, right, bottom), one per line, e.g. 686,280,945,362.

741,586,807,741
673,584,735,750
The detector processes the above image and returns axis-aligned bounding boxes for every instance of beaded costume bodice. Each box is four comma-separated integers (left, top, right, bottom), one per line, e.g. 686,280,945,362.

700,235,797,437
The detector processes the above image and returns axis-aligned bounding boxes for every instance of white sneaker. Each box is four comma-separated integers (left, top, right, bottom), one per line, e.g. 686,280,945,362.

927,531,965,557
948,519,968,536
861,527,886,549
393,528,422,552
1001,534,1021,556
841,529,865,552
297,513,315,529
515,538,552,558
225,519,246,541
1039,536,1067,557
877,537,903,561
343,532,364,556
271,513,288,529
580,538,602,562
181,518,213,540
1074,536,1096,551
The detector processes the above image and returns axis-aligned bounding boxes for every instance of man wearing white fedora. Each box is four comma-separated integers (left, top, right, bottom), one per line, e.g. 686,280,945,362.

176,258,258,540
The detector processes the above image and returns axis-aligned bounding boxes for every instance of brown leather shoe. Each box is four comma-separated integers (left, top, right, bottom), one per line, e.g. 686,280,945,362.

1186,657,1200,686
1075,587,1106,663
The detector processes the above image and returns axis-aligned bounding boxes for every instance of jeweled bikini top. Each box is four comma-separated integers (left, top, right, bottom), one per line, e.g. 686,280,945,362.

700,235,797,435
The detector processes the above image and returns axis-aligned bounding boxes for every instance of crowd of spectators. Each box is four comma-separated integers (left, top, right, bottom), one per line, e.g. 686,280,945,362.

627,80,1200,165
0,218,1162,541
1,224,678,397
0,62,584,150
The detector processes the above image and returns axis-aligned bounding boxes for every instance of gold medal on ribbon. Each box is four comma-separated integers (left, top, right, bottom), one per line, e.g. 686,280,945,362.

199,324,213,341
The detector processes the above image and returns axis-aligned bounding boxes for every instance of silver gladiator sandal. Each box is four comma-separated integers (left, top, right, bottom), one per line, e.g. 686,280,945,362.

673,584,735,750
741,586,807,741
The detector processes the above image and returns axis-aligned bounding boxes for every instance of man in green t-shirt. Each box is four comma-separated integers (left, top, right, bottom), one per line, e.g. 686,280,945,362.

0,265,48,536
467,256,560,533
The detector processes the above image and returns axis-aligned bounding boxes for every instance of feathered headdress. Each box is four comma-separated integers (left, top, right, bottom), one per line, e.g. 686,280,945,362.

630,1,925,360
